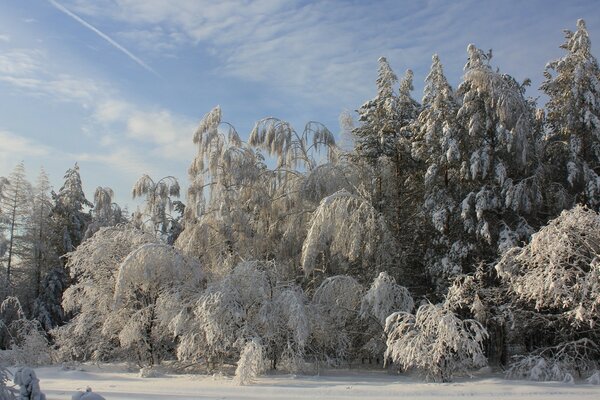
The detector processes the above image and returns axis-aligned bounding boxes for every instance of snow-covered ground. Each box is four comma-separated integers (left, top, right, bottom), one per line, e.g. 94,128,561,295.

7,364,600,400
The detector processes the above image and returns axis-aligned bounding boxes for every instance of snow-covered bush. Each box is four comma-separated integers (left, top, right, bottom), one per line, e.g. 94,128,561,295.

110,243,203,366
359,272,414,359
13,367,46,400
71,388,106,400
506,339,599,381
360,272,414,325
174,260,308,372
309,275,363,365
0,297,51,366
53,224,157,362
496,205,600,325
234,338,267,385
384,303,488,382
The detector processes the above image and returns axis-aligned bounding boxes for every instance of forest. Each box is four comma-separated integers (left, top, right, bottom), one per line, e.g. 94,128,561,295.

1,18,600,393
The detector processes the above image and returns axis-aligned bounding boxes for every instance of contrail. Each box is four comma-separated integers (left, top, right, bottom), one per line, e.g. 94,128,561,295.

48,0,158,76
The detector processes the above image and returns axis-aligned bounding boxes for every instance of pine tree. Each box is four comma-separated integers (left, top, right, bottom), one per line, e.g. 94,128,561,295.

542,19,600,208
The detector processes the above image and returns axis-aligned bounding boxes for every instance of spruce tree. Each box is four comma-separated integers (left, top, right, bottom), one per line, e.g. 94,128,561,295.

542,19,600,209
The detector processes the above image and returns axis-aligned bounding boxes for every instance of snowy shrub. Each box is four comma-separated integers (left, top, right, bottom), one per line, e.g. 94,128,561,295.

587,370,600,385
234,338,267,385
309,275,363,365
71,388,106,400
175,260,308,371
496,206,600,325
109,243,203,366
384,303,488,382
360,272,414,325
358,272,414,359
506,339,599,381
0,297,51,366
13,367,46,400
54,224,158,362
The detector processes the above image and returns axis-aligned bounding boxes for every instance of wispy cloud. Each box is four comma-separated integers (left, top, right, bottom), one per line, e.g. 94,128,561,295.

47,0,158,76
0,34,10,43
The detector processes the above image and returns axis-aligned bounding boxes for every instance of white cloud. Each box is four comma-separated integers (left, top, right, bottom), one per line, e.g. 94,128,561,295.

0,34,10,42
0,130,50,157
0,130,53,177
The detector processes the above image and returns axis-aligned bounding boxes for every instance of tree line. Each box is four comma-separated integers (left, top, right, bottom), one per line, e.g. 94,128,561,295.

1,19,600,384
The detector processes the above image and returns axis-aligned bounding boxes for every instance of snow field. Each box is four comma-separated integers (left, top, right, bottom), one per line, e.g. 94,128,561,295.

10,365,600,400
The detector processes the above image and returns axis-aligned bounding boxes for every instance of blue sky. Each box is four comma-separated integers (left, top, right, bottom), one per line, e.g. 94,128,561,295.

0,0,599,209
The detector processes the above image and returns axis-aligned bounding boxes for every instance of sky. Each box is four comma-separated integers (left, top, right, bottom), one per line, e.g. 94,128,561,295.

0,0,599,210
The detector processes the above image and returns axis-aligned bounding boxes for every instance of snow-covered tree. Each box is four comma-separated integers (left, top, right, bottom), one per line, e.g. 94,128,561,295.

109,243,203,366
84,187,125,240
50,163,92,260
249,117,336,171
358,271,414,359
53,225,157,362
132,175,180,239
0,163,33,299
439,44,543,283
384,302,488,382
0,297,50,366
497,205,600,331
27,170,59,304
301,190,395,283
309,275,363,365
542,19,600,209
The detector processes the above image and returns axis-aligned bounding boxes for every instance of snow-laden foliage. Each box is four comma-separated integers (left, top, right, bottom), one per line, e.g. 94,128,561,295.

13,367,46,400
84,186,125,240
174,260,308,371
0,162,33,299
0,365,16,400
50,163,92,258
301,190,395,280
132,175,180,238
497,205,600,324
249,117,336,171
542,19,600,208
384,303,488,382
506,339,599,382
54,225,157,362
360,272,413,326
309,275,363,365
358,272,414,359
234,338,267,385
0,297,50,366
110,243,203,366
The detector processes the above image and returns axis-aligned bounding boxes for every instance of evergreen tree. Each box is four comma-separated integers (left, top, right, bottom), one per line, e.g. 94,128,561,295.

50,163,92,262
542,19,600,208
452,44,542,276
